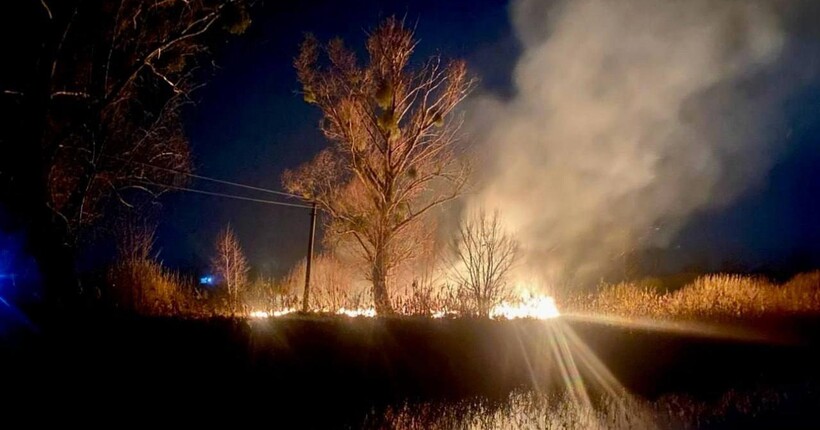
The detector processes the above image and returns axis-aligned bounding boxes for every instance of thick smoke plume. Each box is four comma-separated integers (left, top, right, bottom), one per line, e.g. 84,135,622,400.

466,0,815,289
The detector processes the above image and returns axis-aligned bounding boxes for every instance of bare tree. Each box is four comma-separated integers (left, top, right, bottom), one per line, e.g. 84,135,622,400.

211,225,249,314
283,17,474,314
449,210,519,318
0,0,250,301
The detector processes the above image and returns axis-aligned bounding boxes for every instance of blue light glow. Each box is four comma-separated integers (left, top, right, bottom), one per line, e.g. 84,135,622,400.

200,275,215,285
0,226,41,303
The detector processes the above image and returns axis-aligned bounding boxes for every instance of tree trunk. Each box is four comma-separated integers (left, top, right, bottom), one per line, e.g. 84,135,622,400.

0,11,81,308
28,205,79,304
371,248,393,315
7,82,79,309
478,296,490,319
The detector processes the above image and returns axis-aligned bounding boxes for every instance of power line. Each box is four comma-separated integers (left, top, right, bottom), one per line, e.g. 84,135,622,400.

136,181,314,209
59,145,304,199
128,155,302,199
185,171,302,199
57,146,322,308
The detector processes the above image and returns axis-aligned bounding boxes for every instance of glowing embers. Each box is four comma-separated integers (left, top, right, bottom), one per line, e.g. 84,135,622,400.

491,295,560,320
249,308,297,318
247,292,560,320
248,307,376,318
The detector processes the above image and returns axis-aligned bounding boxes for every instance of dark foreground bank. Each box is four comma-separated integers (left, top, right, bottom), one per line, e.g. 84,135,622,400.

3,312,820,427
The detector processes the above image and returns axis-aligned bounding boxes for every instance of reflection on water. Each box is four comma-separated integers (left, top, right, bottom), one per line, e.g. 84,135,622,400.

355,314,810,429
362,385,808,429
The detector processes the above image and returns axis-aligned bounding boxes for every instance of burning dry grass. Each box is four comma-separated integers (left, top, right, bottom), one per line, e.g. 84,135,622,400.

106,268,820,321
565,271,820,321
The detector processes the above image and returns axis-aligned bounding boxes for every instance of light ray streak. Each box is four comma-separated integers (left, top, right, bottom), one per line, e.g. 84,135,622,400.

562,312,783,343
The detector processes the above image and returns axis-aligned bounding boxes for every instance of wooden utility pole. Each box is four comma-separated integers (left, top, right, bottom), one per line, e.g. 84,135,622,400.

302,201,318,312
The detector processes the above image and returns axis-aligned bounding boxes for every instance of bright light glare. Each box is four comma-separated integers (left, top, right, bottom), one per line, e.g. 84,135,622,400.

491,295,560,320
250,308,297,318
272,308,297,317
336,307,376,318
431,310,449,318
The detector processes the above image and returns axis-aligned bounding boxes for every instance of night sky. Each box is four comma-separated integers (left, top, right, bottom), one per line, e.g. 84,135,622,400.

675,85,820,276
155,0,820,280
156,0,516,277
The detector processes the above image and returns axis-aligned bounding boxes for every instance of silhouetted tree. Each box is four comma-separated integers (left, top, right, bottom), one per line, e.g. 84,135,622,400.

284,17,474,314
211,225,249,314
449,210,518,317
0,0,250,303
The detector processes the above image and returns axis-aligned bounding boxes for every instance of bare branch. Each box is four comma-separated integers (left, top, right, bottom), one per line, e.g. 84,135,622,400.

40,0,53,19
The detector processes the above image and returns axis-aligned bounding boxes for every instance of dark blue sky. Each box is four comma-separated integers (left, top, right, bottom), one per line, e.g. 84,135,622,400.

156,0,820,280
673,85,820,276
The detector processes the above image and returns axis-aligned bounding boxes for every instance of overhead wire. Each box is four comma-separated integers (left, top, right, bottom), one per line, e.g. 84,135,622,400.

59,144,311,206
135,180,314,209
110,153,303,199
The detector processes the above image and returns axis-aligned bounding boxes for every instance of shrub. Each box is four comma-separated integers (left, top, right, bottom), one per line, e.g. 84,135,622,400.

108,220,193,315
779,271,820,313
108,258,191,316
565,271,820,321
666,274,773,319
590,281,665,318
